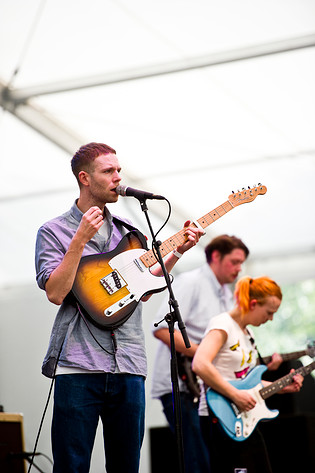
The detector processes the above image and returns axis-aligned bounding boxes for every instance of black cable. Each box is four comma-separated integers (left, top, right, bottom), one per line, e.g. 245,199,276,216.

151,197,172,262
27,301,117,473
77,303,117,356
27,345,62,473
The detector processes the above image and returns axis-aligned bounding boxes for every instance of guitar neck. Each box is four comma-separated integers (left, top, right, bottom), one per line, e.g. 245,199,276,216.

262,349,309,365
259,361,315,400
139,199,234,268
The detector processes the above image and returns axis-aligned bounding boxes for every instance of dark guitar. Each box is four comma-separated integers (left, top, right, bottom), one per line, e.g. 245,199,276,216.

176,353,201,402
206,361,315,441
261,341,315,364
72,184,267,329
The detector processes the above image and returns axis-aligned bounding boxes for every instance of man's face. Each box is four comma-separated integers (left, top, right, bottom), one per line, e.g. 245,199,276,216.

214,248,247,285
84,153,122,205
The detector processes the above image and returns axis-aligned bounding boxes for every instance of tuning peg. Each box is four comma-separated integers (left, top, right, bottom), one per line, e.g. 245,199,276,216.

231,190,235,194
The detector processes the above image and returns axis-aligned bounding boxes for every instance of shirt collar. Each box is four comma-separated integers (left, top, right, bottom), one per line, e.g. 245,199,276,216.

70,200,113,226
201,263,228,298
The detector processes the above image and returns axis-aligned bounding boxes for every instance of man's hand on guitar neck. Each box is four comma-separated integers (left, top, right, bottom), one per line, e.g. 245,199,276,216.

266,352,283,371
177,219,205,253
151,220,205,278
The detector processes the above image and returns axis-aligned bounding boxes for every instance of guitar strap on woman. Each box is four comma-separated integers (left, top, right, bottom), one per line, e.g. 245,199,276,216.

246,329,265,365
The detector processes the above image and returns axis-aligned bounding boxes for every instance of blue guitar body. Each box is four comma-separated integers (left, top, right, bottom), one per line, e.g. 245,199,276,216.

206,365,279,441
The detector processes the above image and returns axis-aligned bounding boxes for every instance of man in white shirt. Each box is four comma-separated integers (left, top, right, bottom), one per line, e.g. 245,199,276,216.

151,234,249,473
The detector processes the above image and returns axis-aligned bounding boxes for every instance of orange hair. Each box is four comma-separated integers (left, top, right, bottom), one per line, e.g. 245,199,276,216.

234,276,282,315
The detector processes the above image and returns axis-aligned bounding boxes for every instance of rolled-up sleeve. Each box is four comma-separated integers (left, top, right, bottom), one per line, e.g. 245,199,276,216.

35,224,66,290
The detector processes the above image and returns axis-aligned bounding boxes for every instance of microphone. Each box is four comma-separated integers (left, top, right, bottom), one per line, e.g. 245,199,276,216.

115,185,165,201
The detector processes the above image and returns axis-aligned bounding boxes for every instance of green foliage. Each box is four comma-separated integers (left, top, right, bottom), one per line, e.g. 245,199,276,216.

252,279,315,356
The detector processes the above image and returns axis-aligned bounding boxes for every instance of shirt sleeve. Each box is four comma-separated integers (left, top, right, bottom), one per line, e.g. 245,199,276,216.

35,223,67,290
204,312,231,337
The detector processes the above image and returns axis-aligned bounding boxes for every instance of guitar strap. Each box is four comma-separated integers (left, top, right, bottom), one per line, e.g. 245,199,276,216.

112,216,142,235
246,329,265,365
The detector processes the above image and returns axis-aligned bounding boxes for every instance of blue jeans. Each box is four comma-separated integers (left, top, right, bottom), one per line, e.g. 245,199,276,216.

161,392,210,473
52,373,145,473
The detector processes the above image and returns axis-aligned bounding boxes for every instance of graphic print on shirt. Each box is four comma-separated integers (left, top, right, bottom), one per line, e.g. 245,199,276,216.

229,340,254,379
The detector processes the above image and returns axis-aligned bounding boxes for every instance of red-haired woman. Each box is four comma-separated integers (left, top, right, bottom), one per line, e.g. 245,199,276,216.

192,276,303,473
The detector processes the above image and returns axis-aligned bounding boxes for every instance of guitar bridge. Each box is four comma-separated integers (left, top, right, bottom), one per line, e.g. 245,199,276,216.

100,270,127,295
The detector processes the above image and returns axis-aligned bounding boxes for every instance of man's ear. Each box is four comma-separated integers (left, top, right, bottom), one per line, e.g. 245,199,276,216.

78,170,89,187
211,250,222,264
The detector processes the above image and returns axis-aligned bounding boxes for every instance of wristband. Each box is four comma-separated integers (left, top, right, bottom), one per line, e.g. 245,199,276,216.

172,249,183,259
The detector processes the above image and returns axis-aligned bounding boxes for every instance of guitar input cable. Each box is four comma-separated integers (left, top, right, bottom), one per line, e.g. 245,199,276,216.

27,345,62,473
77,302,117,356
27,303,117,473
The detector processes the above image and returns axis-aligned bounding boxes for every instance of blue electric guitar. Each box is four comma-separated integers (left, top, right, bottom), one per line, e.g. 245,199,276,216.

206,361,315,441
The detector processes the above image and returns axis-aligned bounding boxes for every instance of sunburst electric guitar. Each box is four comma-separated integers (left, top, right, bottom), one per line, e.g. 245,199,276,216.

72,184,267,329
206,361,315,442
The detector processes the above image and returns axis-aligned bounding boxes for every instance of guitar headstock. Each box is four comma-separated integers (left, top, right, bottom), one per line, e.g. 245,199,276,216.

228,183,267,206
307,340,315,359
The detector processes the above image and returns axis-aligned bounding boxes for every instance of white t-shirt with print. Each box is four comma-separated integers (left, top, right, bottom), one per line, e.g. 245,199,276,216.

199,311,257,416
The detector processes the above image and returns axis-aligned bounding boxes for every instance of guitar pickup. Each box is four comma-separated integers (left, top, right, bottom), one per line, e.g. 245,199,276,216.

100,270,127,295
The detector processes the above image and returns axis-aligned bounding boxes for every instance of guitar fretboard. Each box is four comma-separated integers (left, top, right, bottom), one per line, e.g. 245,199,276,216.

262,350,308,365
139,199,234,268
259,361,315,400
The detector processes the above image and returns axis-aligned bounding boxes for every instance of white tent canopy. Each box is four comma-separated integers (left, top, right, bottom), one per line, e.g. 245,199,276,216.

1,3,315,472
1,0,315,286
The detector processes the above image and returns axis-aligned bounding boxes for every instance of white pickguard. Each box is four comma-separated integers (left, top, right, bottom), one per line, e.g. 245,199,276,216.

103,248,167,316
237,384,278,439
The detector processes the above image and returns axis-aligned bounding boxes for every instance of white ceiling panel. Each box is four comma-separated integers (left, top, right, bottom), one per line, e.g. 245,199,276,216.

0,0,314,287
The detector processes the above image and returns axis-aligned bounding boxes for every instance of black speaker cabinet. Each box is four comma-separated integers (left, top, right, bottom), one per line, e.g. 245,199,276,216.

0,413,26,473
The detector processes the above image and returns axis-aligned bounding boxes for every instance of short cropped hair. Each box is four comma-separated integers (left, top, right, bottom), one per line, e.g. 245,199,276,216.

205,234,249,263
71,142,116,184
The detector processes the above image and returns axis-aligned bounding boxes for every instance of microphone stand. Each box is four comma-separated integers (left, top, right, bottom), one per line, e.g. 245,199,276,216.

137,198,190,473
